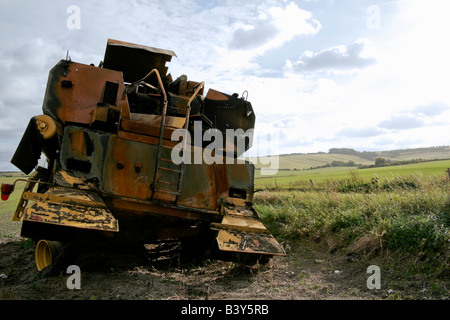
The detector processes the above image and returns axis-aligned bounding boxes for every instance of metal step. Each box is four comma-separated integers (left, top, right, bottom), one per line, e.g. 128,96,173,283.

159,167,182,173
154,188,180,196
156,179,178,186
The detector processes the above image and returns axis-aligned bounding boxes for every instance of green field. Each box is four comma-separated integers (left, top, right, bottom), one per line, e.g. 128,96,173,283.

252,153,373,171
251,146,450,171
255,159,450,188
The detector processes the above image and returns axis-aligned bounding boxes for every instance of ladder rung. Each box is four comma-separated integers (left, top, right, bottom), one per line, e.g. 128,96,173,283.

159,167,182,173
154,188,180,196
160,158,174,163
157,180,178,186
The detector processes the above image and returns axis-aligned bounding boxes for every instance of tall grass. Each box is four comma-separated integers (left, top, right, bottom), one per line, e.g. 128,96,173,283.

255,173,449,275
260,170,447,193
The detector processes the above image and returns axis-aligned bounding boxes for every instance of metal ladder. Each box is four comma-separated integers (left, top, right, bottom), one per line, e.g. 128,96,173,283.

151,79,205,202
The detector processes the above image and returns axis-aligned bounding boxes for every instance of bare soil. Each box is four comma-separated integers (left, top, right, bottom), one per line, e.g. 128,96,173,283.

0,236,448,301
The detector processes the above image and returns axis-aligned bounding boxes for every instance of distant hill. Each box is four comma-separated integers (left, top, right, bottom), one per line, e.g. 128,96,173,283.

252,146,450,170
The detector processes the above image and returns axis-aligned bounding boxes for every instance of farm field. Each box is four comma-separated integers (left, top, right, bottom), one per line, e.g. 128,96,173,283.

254,159,450,188
251,146,450,171
252,153,373,171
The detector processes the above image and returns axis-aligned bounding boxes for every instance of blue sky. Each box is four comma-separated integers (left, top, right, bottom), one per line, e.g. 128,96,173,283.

1,0,450,170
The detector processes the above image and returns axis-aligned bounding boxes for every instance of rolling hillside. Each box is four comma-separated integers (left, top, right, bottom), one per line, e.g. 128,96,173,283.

251,146,450,170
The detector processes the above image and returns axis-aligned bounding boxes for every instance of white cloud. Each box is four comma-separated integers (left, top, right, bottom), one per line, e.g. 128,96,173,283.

197,2,319,82
337,127,384,138
378,115,425,130
285,38,377,73
414,101,449,117
229,2,321,54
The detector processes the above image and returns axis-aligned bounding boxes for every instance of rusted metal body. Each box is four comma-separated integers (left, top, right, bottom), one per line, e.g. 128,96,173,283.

5,39,285,267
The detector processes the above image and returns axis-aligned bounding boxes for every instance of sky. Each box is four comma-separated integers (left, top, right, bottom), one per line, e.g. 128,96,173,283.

1,0,450,171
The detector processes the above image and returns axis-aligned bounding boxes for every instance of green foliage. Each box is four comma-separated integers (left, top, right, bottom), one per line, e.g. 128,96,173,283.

375,157,387,167
255,176,450,273
386,213,448,252
21,238,35,249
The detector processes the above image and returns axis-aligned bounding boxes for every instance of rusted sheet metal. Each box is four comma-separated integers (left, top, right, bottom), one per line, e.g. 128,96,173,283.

102,135,156,200
129,113,185,128
108,197,220,222
225,162,254,191
42,60,131,129
103,39,176,84
101,133,230,210
22,191,106,209
211,196,286,256
175,163,215,209
23,188,119,232
210,216,271,235
215,229,286,255
120,116,182,140
117,130,179,149
59,126,111,181
105,39,177,58
53,169,99,191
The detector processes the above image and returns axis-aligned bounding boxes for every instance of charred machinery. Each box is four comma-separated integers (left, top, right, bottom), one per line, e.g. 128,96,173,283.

2,39,285,270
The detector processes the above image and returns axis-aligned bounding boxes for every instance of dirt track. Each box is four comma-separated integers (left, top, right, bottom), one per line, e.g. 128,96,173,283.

0,236,447,301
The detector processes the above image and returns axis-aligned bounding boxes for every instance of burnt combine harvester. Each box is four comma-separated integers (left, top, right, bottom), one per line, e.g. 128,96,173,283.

2,39,285,271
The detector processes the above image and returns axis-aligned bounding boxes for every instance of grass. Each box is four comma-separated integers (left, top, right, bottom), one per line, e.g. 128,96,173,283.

254,168,450,278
